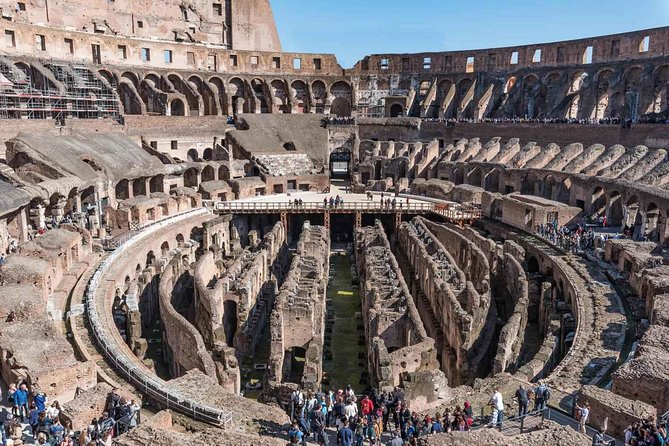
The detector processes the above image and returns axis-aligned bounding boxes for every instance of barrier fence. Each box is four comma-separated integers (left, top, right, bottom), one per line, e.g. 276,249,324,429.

85,208,233,428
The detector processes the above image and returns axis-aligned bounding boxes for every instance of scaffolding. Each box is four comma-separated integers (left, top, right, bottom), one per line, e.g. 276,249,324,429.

0,59,121,120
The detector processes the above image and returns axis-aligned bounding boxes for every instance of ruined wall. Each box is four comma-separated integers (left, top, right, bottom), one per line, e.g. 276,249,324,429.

396,217,492,385
493,248,530,374
158,255,219,383
579,385,657,439
355,221,437,390
266,223,329,396
0,0,281,51
192,221,287,356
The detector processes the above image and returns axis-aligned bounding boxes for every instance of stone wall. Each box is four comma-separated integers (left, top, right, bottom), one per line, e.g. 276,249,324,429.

355,220,437,390
579,385,657,439
266,223,329,397
396,217,493,385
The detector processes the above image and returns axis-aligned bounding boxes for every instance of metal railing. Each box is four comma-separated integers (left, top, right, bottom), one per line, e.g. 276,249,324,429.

213,200,436,213
85,208,233,428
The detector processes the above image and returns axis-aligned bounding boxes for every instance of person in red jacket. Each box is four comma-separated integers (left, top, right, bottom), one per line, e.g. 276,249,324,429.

360,395,375,423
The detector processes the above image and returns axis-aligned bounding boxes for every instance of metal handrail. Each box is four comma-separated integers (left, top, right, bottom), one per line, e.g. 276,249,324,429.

214,201,436,212
85,208,233,428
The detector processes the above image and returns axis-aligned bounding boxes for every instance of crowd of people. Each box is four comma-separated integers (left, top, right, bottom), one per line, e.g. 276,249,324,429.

622,417,669,446
323,195,346,209
285,381,557,446
324,117,356,126
536,221,599,253
2,385,141,446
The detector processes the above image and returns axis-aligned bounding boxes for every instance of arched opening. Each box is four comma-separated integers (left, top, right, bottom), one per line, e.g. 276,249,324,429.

161,241,170,256
218,165,230,181
528,256,540,274
149,175,164,193
555,178,571,204
466,167,482,187
202,148,213,161
608,192,623,227
187,149,199,162
282,346,307,384
132,178,147,197
184,168,199,188
291,80,309,113
146,250,156,267
390,104,404,117
201,165,215,182
330,97,352,117
170,98,185,116
504,76,517,94
591,187,606,217
312,80,327,113
484,168,501,193
452,166,465,185
228,78,245,114
176,233,185,245
223,300,238,347
645,203,660,242
521,173,539,196
115,179,130,200
330,147,352,180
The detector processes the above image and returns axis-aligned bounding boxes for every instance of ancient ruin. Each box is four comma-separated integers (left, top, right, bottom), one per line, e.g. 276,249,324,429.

0,1,668,445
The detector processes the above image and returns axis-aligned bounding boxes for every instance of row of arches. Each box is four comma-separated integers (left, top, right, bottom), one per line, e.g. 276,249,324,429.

443,162,669,245
105,68,354,117
408,64,669,121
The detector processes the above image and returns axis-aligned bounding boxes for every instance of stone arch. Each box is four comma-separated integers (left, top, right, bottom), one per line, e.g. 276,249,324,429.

456,78,474,118
291,80,309,113
176,233,185,245
218,164,230,181
591,186,606,217
521,172,540,195
390,104,404,117
190,75,217,116
208,76,227,114
146,250,156,267
650,65,669,114
624,195,639,230
149,175,164,193
452,165,465,185
121,71,140,88
466,166,482,187
184,168,199,187
115,179,130,200
544,175,557,200
608,191,623,226
249,78,269,113
645,202,661,241
270,79,290,113
312,80,327,113
201,165,216,182
170,98,186,116
187,149,199,162
522,74,540,118
161,241,170,256
228,77,246,114
168,73,200,116
504,76,517,94
330,97,352,117
528,256,540,274
203,148,213,161
484,168,501,193
592,69,614,120
624,66,643,121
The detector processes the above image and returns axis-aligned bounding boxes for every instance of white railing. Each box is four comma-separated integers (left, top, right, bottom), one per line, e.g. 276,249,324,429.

213,200,435,213
85,208,233,428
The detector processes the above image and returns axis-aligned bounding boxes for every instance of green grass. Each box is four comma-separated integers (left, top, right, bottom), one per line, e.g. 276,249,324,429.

322,255,367,391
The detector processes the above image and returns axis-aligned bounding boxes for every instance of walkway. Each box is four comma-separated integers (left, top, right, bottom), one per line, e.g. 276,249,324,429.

210,186,481,224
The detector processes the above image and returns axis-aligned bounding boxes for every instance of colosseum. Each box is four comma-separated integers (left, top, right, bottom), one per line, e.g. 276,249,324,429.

0,1,667,445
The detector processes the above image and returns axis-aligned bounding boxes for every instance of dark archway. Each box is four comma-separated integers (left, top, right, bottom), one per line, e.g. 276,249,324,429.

330,97,352,117
223,300,238,347
170,98,185,116
330,147,352,180
390,104,404,117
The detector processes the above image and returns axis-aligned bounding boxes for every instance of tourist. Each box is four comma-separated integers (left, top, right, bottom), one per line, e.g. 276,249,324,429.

288,420,305,445
515,384,529,417
29,402,41,436
576,401,590,434
338,419,353,446
592,426,607,446
387,432,403,446
361,395,374,422
6,383,16,416
344,398,358,420
489,387,504,430
534,381,551,411
430,414,443,434
14,383,29,421
312,404,328,446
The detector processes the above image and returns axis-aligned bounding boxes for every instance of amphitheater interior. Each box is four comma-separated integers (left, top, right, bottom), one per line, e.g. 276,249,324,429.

0,2,668,445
